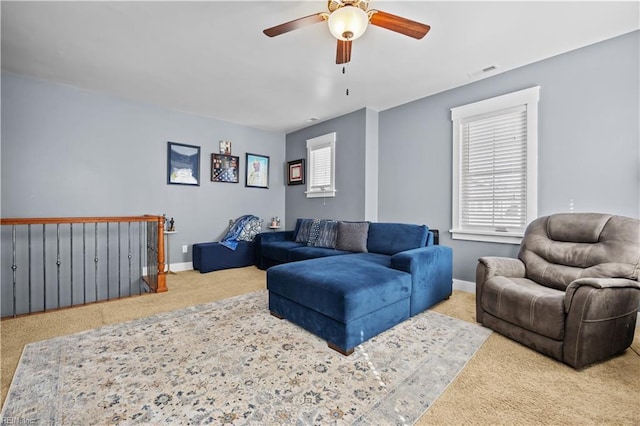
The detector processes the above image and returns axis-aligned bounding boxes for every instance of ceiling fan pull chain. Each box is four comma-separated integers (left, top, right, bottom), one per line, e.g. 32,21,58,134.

343,64,350,96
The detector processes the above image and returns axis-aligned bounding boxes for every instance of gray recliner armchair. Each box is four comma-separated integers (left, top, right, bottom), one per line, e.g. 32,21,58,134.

476,213,640,369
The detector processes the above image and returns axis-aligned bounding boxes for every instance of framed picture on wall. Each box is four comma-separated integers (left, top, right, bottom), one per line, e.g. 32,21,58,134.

245,153,269,189
167,142,200,186
287,159,305,185
219,140,232,155
211,153,239,183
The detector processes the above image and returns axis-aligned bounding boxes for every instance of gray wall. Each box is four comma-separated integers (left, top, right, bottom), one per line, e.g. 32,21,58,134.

378,31,640,282
284,108,372,227
1,72,286,265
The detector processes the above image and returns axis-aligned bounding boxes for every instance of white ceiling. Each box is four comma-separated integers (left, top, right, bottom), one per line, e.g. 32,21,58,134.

2,1,638,133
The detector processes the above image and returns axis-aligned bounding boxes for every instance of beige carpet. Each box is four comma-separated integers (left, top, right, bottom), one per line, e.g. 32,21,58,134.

2,267,639,424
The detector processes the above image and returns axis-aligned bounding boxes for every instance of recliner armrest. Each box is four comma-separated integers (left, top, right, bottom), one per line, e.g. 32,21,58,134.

564,277,640,312
562,277,640,368
477,256,526,279
475,257,526,324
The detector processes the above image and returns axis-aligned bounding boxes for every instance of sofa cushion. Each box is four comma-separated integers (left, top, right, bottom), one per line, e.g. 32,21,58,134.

293,219,314,243
307,219,338,248
481,276,566,340
344,252,391,267
335,221,369,253
289,246,350,262
268,256,411,323
261,240,306,262
367,223,429,255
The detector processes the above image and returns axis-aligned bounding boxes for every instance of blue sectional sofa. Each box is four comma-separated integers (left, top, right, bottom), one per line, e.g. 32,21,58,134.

261,219,453,355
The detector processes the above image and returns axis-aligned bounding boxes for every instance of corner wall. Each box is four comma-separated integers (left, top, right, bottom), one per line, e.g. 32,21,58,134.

285,108,373,225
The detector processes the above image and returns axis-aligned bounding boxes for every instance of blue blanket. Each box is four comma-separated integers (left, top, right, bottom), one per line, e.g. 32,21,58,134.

220,215,259,250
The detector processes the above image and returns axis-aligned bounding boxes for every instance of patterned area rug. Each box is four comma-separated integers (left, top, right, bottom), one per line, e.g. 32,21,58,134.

1,291,491,425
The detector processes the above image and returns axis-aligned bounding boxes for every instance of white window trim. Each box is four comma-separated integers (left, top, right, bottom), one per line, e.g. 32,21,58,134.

305,132,336,198
450,86,540,244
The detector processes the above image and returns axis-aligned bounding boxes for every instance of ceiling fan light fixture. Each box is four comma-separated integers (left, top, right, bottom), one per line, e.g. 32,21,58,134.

328,6,369,41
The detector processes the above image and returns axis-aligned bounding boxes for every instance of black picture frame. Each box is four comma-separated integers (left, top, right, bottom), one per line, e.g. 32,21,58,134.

287,158,305,185
211,153,239,183
245,153,269,189
167,142,200,186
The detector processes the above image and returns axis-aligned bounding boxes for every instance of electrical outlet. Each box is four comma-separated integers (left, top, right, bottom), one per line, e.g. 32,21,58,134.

182,245,188,253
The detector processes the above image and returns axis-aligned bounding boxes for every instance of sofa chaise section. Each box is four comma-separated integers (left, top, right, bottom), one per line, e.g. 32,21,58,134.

268,255,412,354
265,220,453,354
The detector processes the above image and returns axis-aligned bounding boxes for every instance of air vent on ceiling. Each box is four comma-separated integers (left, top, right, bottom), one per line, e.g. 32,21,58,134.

468,65,499,79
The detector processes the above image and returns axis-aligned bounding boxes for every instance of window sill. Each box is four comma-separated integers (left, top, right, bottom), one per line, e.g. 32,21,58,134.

450,229,523,245
305,190,336,198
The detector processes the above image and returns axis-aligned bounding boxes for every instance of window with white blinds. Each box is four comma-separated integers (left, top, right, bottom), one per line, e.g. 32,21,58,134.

451,87,539,244
306,132,336,198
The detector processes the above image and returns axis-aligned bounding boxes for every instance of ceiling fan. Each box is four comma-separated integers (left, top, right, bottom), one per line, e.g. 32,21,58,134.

263,0,431,64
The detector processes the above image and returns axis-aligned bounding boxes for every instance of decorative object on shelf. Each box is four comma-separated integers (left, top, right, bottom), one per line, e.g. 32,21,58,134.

163,213,167,230
167,142,200,186
287,159,305,185
163,228,177,275
219,140,232,155
211,153,239,183
270,217,281,228
245,153,270,189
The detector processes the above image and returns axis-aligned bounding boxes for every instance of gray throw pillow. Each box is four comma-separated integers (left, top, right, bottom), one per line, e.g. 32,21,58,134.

335,221,369,253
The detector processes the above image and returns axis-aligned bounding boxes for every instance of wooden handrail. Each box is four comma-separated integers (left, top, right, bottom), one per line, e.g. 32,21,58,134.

1,216,162,225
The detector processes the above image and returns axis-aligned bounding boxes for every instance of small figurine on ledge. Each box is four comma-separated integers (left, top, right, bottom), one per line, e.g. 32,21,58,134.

168,217,175,232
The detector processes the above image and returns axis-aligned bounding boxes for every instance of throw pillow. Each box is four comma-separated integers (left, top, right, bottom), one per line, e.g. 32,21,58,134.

237,217,262,241
335,221,370,253
307,219,338,248
294,219,314,243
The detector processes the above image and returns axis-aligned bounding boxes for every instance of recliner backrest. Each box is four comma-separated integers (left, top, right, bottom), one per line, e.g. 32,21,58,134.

518,213,640,291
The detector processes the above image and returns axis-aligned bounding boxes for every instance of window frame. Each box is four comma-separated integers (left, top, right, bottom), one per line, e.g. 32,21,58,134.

305,132,336,198
450,86,540,244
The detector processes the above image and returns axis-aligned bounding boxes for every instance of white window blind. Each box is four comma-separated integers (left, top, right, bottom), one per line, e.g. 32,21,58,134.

306,132,336,198
451,86,539,244
309,144,332,190
461,105,527,232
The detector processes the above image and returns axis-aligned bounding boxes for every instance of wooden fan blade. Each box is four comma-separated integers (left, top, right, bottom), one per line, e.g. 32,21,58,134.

369,10,431,39
263,13,325,37
336,39,352,64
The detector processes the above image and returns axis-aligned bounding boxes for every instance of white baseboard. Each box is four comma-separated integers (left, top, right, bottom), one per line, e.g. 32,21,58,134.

166,262,193,273
453,279,476,294
143,262,194,276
